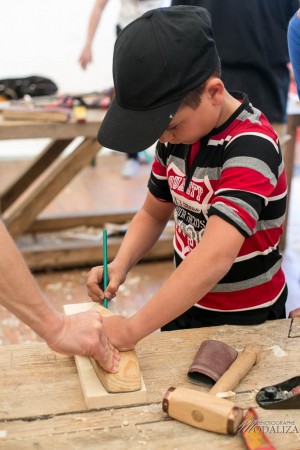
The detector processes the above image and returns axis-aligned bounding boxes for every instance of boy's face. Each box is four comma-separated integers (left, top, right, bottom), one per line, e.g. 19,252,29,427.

159,79,223,145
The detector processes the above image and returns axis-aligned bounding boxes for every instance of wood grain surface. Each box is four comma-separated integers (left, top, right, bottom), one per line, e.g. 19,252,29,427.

64,302,146,408
1,319,299,450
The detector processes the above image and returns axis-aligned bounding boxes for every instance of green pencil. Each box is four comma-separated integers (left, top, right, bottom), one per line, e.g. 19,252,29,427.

102,229,109,309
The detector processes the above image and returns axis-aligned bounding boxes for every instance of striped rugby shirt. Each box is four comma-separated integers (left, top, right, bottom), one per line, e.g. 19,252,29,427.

148,93,287,312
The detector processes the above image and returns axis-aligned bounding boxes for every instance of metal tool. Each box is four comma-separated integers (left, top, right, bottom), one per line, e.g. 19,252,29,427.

256,376,300,409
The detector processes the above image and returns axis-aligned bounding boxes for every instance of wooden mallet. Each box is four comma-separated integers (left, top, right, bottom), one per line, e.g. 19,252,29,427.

163,345,261,435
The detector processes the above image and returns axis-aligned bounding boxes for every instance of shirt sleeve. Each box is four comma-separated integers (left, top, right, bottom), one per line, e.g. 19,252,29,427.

147,141,173,202
208,133,284,238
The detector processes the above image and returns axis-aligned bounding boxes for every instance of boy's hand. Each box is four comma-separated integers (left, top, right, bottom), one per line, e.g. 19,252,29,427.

103,315,137,351
87,264,126,303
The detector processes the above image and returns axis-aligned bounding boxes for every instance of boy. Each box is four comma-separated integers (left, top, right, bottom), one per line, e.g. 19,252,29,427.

87,6,287,350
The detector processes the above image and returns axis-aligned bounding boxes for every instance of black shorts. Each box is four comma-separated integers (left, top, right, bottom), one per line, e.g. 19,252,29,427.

161,284,287,331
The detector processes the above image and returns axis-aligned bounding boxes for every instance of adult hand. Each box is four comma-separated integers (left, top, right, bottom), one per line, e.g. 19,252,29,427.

47,310,120,373
87,263,126,304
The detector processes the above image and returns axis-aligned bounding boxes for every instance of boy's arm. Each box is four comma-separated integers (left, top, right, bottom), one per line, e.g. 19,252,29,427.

0,222,119,372
110,192,174,274
87,192,174,301
103,214,245,350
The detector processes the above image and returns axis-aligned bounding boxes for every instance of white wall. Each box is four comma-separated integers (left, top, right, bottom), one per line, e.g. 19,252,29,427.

1,0,119,93
0,0,119,158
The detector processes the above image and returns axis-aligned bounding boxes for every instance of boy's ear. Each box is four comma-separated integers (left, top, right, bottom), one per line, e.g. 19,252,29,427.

206,78,224,104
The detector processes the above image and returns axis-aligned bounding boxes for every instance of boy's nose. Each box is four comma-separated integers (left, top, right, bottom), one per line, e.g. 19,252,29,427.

159,129,172,143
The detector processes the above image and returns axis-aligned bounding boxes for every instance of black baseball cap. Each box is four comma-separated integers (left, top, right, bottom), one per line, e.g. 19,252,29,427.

98,6,219,153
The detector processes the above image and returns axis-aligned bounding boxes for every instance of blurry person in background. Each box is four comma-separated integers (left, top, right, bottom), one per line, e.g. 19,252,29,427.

171,0,298,141
79,0,170,178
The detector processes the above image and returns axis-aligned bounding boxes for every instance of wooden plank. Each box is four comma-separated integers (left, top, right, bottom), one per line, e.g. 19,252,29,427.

0,343,87,419
0,418,248,450
3,419,300,450
0,320,296,421
0,109,105,140
0,121,100,140
0,364,300,450
64,303,143,393
2,138,102,238
28,209,137,233
20,234,173,271
0,139,72,212
0,404,165,440
64,302,147,409
2,107,70,123
0,417,263,450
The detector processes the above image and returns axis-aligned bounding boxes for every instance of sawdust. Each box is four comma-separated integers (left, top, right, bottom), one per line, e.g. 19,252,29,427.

46,282,63,291
269,345,287,357
73,416,88,422
126,276,142,286
1,318,19,327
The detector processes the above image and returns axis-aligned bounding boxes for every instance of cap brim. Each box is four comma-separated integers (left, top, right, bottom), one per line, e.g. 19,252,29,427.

97,97,182,153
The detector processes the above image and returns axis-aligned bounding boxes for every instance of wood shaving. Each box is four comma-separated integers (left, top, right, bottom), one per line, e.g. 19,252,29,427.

216,391,236,398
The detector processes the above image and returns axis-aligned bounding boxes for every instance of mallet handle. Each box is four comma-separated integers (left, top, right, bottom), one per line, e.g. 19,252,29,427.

209,345,261,396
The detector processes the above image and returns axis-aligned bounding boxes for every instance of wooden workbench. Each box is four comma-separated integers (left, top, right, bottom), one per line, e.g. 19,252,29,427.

0,319,299,449
0,111,173,269
0,110,106,239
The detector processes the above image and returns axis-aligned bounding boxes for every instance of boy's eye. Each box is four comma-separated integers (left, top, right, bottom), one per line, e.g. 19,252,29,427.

169,124,178,131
